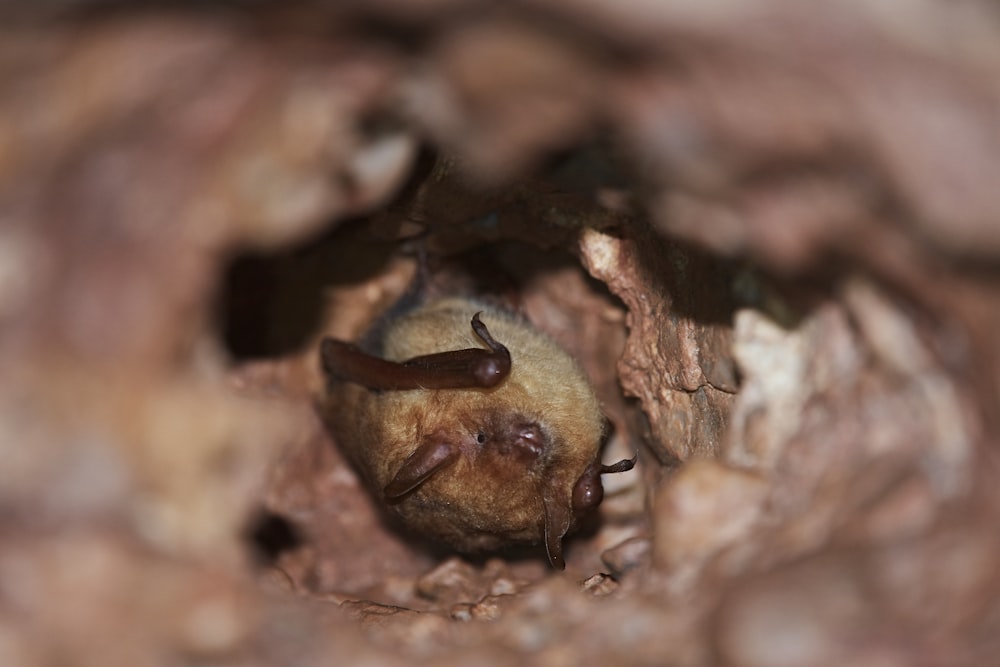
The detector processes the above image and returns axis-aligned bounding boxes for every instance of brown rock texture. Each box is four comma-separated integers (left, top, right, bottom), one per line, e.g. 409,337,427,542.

3,2,1000,666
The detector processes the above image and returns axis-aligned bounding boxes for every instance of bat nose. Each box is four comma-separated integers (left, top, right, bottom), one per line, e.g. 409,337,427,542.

493,420,546,462
514,422,545,458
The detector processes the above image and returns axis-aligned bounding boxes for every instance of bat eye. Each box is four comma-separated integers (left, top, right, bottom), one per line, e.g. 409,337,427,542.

476,431,487,444
571,464,604,514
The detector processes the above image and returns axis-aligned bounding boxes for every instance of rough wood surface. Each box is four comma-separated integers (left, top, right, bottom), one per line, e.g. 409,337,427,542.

2,2,1000,665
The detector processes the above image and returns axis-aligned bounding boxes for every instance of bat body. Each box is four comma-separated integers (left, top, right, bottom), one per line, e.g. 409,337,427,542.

320,296,633,568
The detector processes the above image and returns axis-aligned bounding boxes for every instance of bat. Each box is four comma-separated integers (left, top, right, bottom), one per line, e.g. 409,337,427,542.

319,296,635,569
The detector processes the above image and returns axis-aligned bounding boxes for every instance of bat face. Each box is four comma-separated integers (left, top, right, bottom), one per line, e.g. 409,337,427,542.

320,297,634,569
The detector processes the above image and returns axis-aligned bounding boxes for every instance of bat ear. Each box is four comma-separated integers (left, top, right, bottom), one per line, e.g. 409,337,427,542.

542,496,572,570
384,440,459,501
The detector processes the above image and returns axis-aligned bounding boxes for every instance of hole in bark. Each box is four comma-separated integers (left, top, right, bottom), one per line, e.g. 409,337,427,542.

217,221,401,361
219,248,320,360
245,510,304,565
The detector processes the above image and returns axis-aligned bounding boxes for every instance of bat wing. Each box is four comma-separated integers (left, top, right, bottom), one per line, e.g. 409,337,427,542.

383,439,460,500
542,496,573,570
321,313,511,391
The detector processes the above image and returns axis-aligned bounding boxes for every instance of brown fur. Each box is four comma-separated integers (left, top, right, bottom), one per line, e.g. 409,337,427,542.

322,297,607,563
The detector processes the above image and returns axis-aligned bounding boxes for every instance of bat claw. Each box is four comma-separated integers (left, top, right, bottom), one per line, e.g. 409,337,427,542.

600,453,637,475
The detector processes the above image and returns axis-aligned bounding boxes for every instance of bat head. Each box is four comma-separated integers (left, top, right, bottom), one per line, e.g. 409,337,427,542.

382,407,635,569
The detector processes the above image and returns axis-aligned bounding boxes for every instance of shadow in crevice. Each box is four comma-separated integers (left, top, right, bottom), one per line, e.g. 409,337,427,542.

217,219,404,361
245,509,304,566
